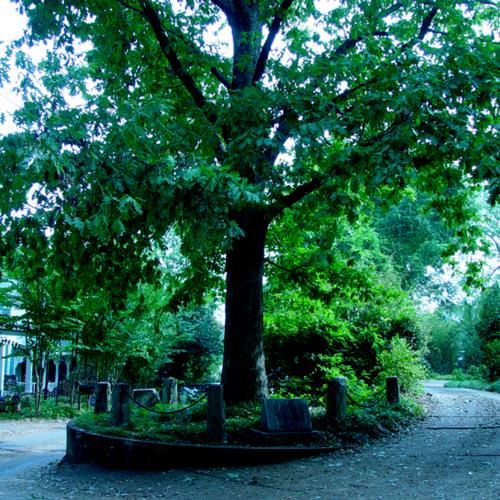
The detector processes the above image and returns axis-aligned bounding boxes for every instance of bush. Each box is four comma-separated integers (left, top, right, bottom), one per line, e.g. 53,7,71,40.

444,378,500,393
450,365,489,382
483,340,500,380
0,396,84,420
376,337,426,395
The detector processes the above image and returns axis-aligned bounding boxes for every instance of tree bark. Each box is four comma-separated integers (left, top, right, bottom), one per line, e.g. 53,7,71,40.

222,209,269,404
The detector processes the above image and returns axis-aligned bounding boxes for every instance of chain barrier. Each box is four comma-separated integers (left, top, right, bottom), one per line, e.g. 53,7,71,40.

126,392,207,416
307,395,325,408
346,388,386,409
297,388,387,410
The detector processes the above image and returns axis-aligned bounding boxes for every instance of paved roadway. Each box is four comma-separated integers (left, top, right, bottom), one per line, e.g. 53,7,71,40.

0,382,498,499
0,420,67,480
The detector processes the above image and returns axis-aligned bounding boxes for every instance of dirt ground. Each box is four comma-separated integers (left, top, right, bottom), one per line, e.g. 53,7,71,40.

0,382,498,499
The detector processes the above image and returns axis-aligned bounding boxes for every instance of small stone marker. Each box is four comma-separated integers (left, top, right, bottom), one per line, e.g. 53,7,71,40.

260,398,312,433
94,382,111,414
111,383,131,426
326,377,346,427
386,376,400,404
133,388,160,408
207,384,225,442
161,378,178,405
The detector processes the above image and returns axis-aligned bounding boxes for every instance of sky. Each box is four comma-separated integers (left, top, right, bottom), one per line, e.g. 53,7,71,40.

0,0,27,134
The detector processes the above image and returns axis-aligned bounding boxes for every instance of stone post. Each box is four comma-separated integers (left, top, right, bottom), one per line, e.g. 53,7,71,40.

386,376,400,404
0,344,5,396
94,382,111,414
161,377,178,405
111,383,131,426
24,357,33,394
207,384,225,442
326,377,346,427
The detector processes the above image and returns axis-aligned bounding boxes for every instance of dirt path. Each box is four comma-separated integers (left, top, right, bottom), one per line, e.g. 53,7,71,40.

0,383,498,499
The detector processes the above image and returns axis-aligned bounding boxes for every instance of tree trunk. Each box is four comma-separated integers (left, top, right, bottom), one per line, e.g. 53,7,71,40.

221,209,269,404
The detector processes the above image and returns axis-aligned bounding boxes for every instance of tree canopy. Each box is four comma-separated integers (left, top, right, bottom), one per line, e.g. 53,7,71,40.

0,0,498,402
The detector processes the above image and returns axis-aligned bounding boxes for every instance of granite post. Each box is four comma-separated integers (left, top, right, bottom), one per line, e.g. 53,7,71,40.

161,378,178,405
111,383,131,426
326,377,346,427
94,382,111,414
207,384,225,442
386,376,400,404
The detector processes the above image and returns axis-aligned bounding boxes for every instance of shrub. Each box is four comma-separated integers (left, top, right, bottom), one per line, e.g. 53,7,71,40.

0,396,84,420
483,340,500,380
376,337,426,395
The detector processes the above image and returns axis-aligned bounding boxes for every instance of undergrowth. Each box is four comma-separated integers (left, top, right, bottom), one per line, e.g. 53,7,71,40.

0,395,87,420
73,394,424,447
444,379,500,393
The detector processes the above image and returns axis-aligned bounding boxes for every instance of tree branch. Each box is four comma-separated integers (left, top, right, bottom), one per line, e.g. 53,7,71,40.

264,257,321,293
268,108,413,218
331,79,376,105
117,0,144,15
488,264,500,278
210,0,234,16
418,7,439,41
210,67,232,90
269,175,324,217
263,106,298,165
253,0,295,83
139,0,216,123
402,6,439,49
333,31,389,58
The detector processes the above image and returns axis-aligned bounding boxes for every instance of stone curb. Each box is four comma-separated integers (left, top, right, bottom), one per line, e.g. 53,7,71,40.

65,420,338,469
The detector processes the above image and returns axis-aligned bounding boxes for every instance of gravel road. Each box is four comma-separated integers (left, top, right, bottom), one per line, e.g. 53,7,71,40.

0,382,498,499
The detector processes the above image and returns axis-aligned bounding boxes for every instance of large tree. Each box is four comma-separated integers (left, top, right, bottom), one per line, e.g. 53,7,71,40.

0,0,497,403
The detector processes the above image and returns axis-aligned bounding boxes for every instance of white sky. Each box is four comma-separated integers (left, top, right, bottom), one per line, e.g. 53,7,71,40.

0,0,27,134
0,0,24,43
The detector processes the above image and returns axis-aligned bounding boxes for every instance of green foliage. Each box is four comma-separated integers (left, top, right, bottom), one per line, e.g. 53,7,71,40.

423,314,462,374
159,303,223,383
422,277,499,380
376,337,426,395
0,395,84,420
84,290,222,386
74,394,423,447
462,284,500,380
445,377,500,394
375,195,453,292
450,365,489,382
265,211,423,394
483,340,500,380
338,396,425,439
1,0,498,401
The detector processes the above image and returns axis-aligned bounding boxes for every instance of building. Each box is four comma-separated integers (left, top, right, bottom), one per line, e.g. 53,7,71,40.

0,301,70,396
0,299,33,395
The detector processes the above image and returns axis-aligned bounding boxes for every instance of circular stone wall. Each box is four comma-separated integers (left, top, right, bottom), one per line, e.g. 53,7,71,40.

66,421,337,469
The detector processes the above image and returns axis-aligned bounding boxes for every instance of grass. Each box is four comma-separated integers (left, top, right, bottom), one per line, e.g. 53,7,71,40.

73,394,424,448
444,379,500,393
426,372,455,381
0,395,89,420
426,365,500,393
74,401,263,445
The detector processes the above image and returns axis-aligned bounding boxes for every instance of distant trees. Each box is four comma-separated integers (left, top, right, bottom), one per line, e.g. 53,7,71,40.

263,204,423,394
474,284,500,379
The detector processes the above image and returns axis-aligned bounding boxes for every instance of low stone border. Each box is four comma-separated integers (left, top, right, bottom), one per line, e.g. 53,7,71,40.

66,421,338,469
